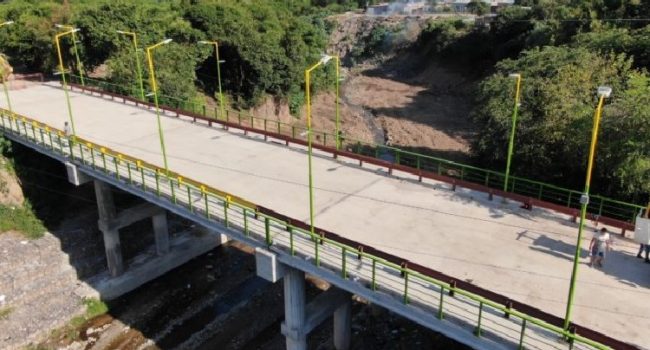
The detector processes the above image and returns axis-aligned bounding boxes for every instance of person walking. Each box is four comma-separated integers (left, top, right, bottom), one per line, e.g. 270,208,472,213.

63,121,71,137
637,243,650,263
589,227,612,268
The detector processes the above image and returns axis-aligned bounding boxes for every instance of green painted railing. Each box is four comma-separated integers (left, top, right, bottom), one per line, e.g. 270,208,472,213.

68,74,645,224
0,107,617,350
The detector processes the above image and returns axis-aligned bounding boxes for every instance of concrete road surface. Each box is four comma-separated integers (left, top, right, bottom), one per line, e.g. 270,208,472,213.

5,83,649,347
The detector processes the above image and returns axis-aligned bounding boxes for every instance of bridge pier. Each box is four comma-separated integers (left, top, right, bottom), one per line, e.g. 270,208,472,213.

152,212,170,256
255,248,352,350
83,179,226,299
333,297,352,350
94,180,124,277
283,268,307,350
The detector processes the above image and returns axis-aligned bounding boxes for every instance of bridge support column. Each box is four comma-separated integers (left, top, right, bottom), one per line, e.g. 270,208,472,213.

333,297,352,350
94,180,124,277
254,249,353,350
152,212,170,256
283,268,307,350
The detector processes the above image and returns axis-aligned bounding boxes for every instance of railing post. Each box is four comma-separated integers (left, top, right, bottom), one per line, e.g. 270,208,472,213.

100,148,108,173
598,197,604,217
314,232,320,267
127,161,133,185
138,162,146,191
170,176,177,204
187,185,193,213
438,287,445,319
518,319,527,350
371,259,377,291
289,225,294,255
88,144,95,169
341,246,347,278
223,195,230,227
265,217,272,246
155,169,161,196
403,270,409,304
475,302,483,337
243,208,249,235
115,155,120,179
203,187,210,219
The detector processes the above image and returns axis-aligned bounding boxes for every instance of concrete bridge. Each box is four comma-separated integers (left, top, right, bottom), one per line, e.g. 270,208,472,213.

1,81,647,350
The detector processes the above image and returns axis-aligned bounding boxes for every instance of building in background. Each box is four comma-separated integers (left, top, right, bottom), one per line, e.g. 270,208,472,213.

366,0,514,15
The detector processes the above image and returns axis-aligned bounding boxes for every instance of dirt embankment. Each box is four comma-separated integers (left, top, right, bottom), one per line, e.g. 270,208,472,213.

0,162,23,207
250,13,477,162
327,13,477,161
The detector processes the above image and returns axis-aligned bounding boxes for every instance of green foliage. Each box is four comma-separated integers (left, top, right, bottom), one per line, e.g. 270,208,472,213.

0,0,333,111
467,0,489,16
70,298,108,328
411,1,650,201
184,0,331,109
0,202,45,239
0,1,68,71
473,46,648,200
0,306,13,320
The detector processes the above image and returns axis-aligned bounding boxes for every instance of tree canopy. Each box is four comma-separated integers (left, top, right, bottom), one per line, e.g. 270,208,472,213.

0,0,338,110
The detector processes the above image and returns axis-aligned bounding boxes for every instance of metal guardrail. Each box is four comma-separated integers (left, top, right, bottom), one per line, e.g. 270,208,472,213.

68,74,645,227
0,107,638,350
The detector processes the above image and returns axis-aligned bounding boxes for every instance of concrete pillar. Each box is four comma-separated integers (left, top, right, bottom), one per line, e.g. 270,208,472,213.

333,298,352,350
284,268,307,350
102,229,123,277
152,212,170,256
94,180,123,277
94,180,116,220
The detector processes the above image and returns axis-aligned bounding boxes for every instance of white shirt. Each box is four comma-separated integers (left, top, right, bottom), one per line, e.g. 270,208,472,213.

593,231,610,252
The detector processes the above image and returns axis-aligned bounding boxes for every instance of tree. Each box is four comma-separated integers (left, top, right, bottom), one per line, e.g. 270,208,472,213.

472,46,648,201
467,0,489,16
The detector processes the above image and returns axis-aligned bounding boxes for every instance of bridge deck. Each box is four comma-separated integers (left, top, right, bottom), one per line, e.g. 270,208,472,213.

5,83,648,347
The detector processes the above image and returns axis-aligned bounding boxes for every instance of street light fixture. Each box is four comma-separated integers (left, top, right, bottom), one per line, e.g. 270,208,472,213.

0,20,14,112
198,40,226,120
563,86,612,333
116,30,145,101
54,28,81,137
304,54,339,250
503,73,522,195
146,38,173,173
314,54,342,150
55,24,84,86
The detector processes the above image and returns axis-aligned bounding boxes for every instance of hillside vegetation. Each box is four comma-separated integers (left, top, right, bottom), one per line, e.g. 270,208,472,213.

415,1,649,203
0,0,647,204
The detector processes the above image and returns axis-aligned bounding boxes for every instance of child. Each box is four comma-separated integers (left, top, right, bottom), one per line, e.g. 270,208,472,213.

589,227,612,268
